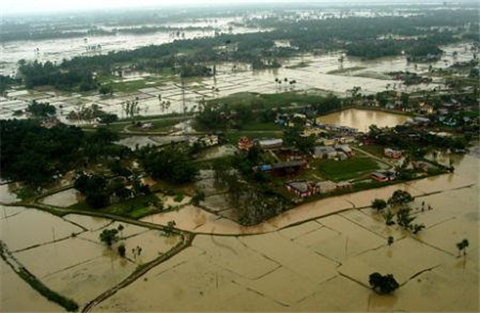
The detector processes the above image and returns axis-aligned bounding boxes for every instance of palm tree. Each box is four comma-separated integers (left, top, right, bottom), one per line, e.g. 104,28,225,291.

462,239,469,255
456,239,469,257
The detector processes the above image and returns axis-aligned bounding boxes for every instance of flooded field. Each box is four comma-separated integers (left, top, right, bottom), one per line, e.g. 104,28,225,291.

0,145,478,311
40,188,82,207
1,41,475,121
0,16,263,76
0,209,181,310
95,146,478,312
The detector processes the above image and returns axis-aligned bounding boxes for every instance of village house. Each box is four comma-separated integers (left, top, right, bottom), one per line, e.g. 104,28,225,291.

238,136,253,150
334,144,354,157
419,103,434,114
336,181,353,189
189,135,218,147
371,169,397,182
301,127,327,137
384,148,402,159
285,180,318,198
316,180,337,193
316,138,337,146
413,161,436,172
313,146,337,159
339,136,356,144
255,138,283,150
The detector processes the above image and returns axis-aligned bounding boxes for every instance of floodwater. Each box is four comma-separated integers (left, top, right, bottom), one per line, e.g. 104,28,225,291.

0,16,264,76
0,211,181,309
317,108,410,132
39,188,82,207
0,146,478,311
0,184,19,204
1,41,475,121
95,146,479,312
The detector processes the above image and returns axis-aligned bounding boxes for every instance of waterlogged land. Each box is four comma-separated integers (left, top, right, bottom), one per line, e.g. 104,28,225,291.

0,143,478,312
1,41,475,121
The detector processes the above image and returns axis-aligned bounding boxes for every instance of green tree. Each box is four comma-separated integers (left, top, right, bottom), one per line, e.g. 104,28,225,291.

384,210,395,226
456,239,469,257
372,199,387,212
388,190,413,207
369,272,399,295
99,229,119,247
99,113,118,125
99,83,114,95
191,190,206,206
165,220,176,236
396,207,416,230
140,145,198,184
387,236,394,246
26,101,56,119
117,244,126,257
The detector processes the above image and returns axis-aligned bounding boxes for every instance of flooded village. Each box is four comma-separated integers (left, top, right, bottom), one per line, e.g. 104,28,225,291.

0,1,479,312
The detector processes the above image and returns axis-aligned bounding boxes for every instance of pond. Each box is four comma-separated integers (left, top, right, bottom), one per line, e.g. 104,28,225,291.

317,108,410,132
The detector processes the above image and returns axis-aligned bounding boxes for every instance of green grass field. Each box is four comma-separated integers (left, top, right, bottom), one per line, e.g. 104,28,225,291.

68,194,160,219
316,156,380,182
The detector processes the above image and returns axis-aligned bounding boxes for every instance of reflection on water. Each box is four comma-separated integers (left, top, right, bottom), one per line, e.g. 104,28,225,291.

317,108,410,132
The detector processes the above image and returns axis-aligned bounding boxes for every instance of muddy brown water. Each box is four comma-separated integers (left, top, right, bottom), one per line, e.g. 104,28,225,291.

317,108,410,132
0,145,478,312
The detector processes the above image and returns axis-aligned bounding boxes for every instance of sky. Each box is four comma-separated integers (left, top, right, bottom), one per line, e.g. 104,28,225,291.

0,0,460,15
1,0,283,15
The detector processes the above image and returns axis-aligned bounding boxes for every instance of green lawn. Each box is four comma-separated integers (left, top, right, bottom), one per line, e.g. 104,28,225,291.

357,144,385,158
68,194,160,219
316,156,380,182
208,91,333,110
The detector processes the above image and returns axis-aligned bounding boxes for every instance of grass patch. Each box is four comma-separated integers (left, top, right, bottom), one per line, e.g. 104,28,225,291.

68,194,160,219
128,118,188,132
286,61,311,69
0,244,79,312
224,131,283,145
208,91,334,110
327,66,367,74
357,144,385,158
316,156,380,181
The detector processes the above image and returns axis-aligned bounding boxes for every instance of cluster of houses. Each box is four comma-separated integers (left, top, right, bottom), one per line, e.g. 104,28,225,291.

313,144,354,160
284,179,351,198
188,134,219,147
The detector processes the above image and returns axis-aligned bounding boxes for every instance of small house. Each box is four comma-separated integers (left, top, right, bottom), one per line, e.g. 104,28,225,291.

371,169,397,182
334,144,353,157
414,117,431,125
285,180,318,198
238,137,253,151
419,103,434,114
336,181,353,189
255,138,283,150
313,146,337,159
316,180,337,193
384,148,402,159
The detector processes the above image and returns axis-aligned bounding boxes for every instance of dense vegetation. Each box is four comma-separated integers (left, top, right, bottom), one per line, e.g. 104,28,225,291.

138,145,199,184
18,60,97,91
196,92,343,131
9,7,477,90
0,120,128,186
